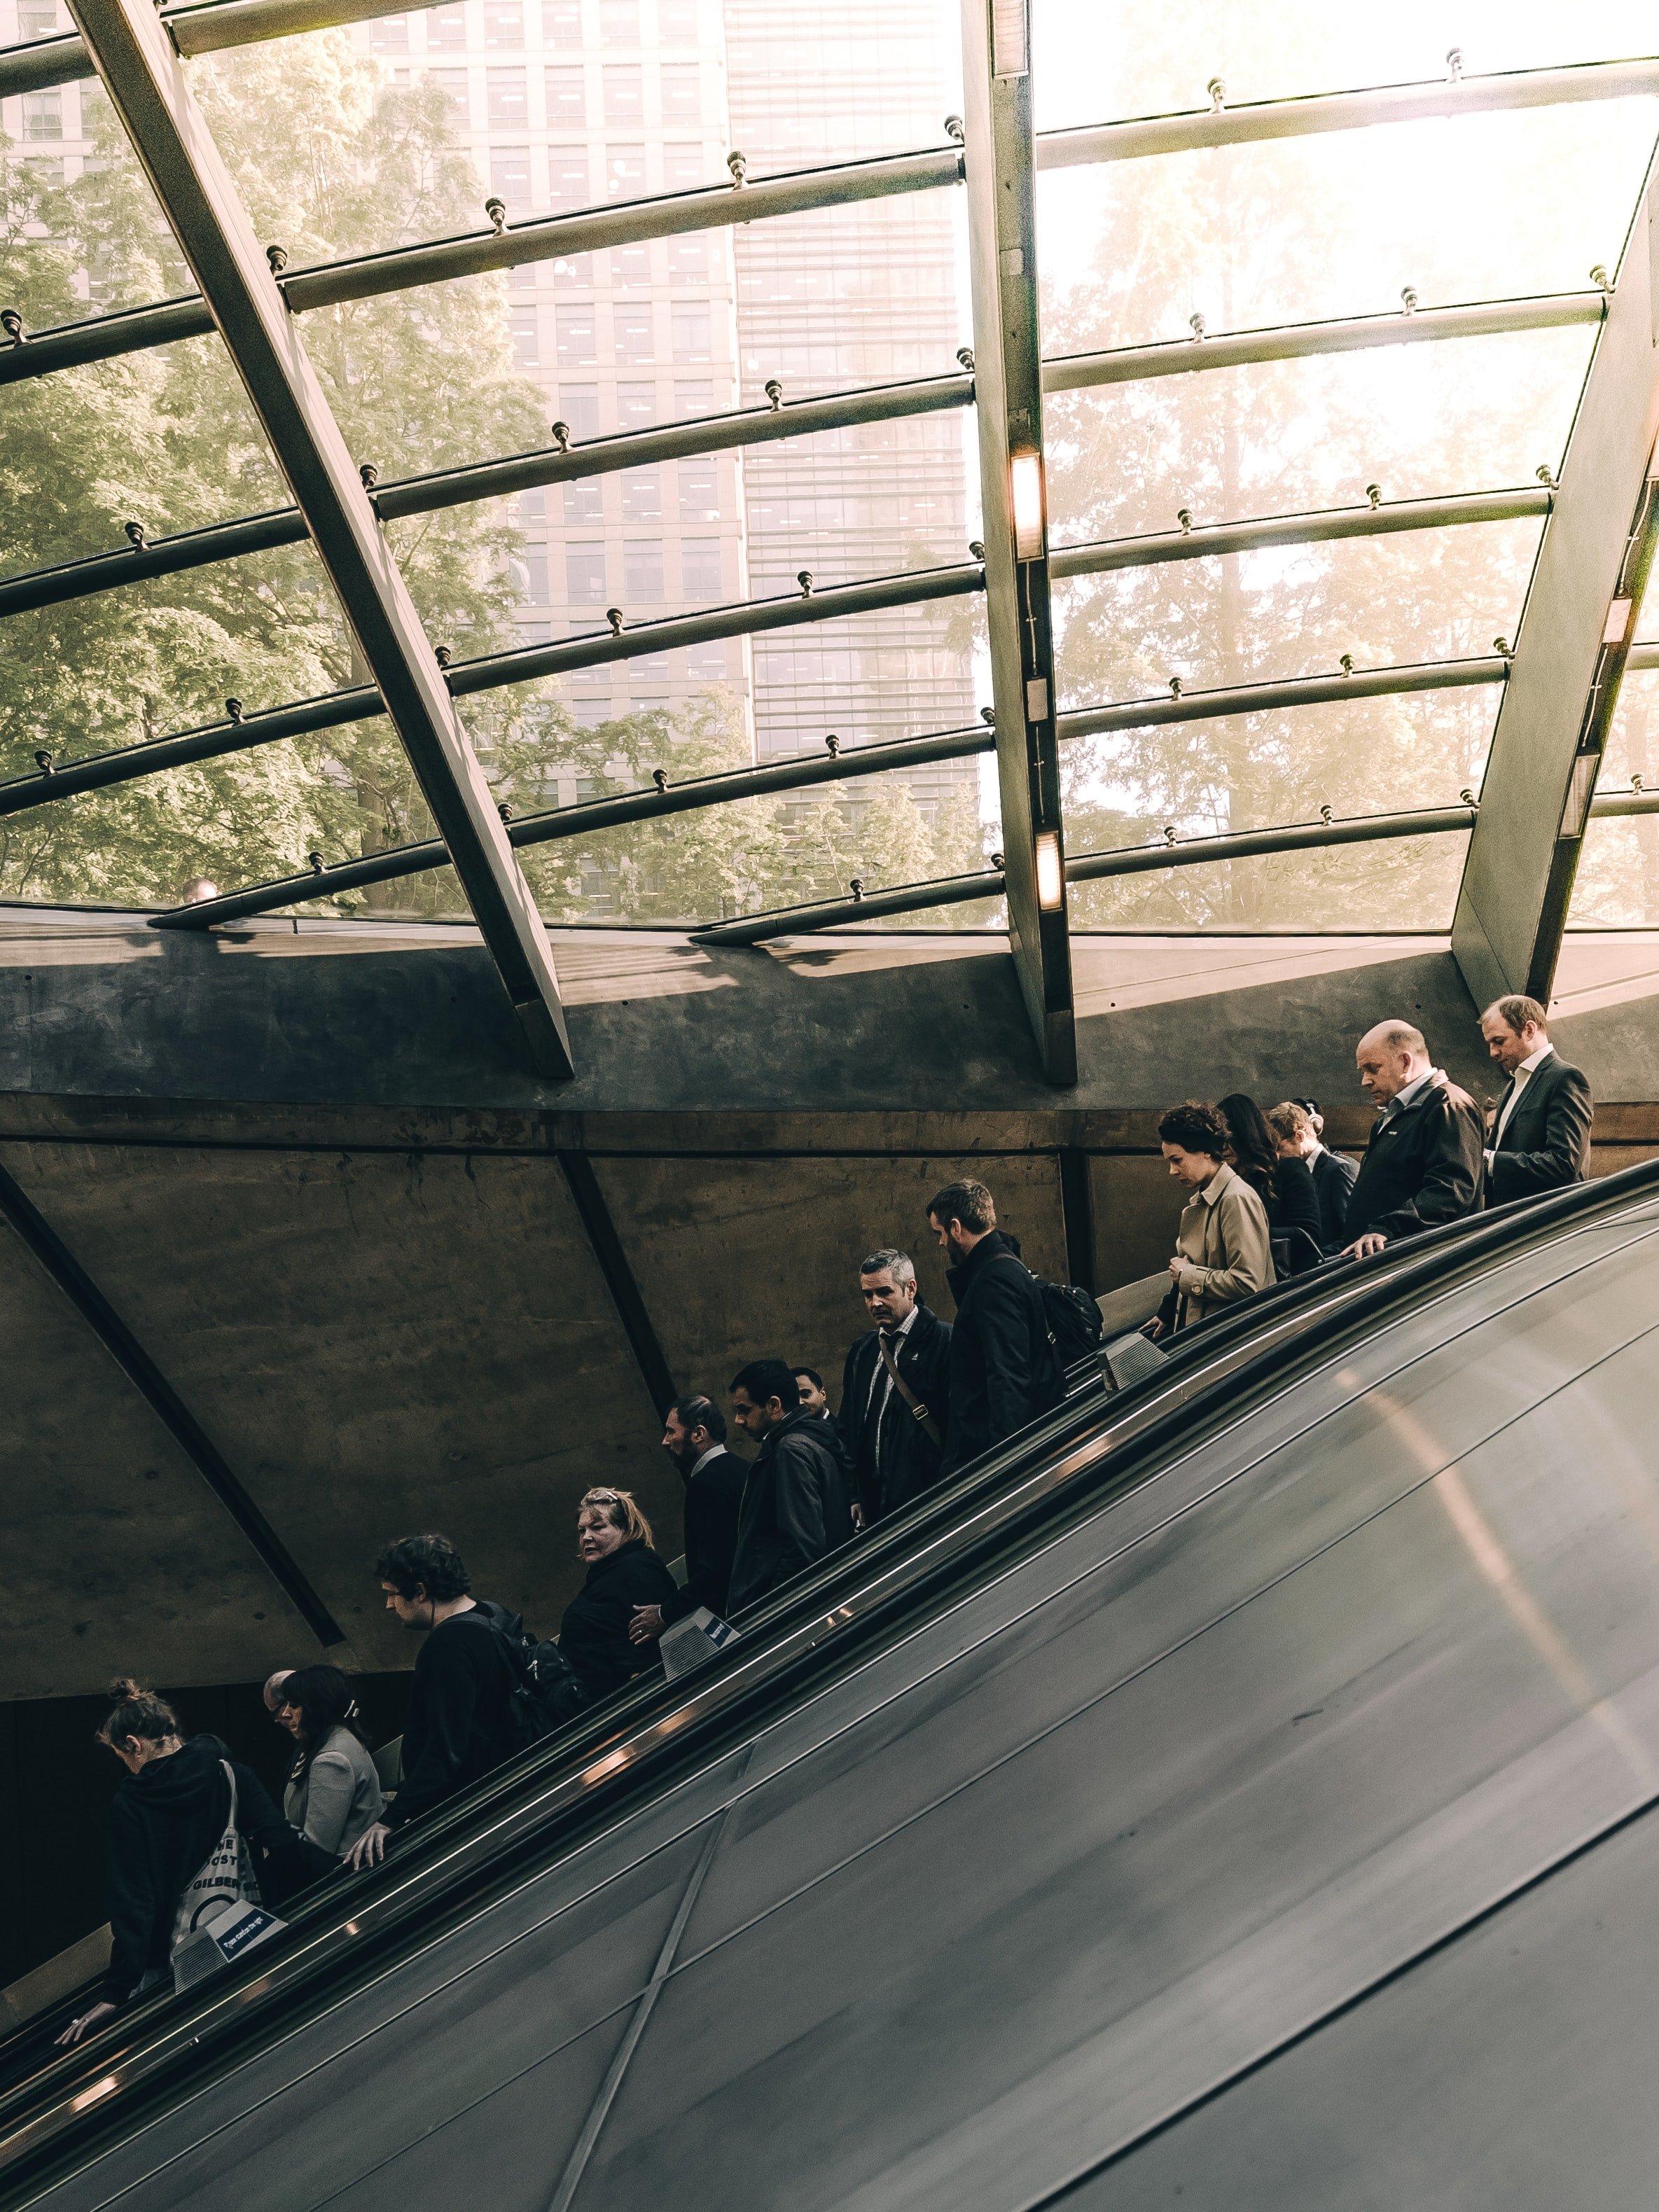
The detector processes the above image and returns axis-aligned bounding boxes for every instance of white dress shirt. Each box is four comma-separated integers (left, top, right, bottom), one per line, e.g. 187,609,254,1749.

1487,1043,1555,1164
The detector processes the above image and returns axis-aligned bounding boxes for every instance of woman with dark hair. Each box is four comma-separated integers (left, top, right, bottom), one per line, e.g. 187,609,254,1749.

1146,1099,1275,1337
277,1666,384,1860
558,1489,679,1704
57,1681,302,2047
1217,1090,1325,1274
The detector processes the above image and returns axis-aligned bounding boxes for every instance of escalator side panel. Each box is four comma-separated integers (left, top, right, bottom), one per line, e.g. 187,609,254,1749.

22,1218,1659,2211
1085,1793,1659,2211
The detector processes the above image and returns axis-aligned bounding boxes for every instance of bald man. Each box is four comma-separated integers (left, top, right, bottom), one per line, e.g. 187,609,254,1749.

1341,1021,1485,1260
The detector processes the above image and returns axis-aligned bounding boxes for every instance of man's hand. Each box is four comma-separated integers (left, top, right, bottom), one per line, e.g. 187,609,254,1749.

850,1501,866,1533
1343,1232,1389,1260
1167,1254,1184,1281
629,1604,665,1646
347,1821,391,1872
56,2000,118,2048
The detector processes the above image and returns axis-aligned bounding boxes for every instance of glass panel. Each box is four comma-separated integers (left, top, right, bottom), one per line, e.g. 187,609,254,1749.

1054,523,1535,708
1066,831,1469,931
1037,102,1659,356
1046,331,1593,546
1061,686,1494,931
1032,0,1659,130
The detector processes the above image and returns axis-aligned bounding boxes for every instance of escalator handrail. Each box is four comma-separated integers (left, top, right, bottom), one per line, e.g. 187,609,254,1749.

6,1161,1658,2182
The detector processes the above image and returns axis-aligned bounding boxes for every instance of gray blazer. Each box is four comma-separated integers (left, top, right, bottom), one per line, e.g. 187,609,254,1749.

284,1726,385,1857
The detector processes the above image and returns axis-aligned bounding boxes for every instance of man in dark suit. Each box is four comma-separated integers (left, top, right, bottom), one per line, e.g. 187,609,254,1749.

1341,1021,1485,1258
1479,994,1593,1203
628,1395,748,1648
838,1248,952,1528
928,1179,1064,1472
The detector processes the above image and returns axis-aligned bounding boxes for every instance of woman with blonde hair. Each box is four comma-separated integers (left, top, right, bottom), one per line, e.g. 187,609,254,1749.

557,1488,679,1703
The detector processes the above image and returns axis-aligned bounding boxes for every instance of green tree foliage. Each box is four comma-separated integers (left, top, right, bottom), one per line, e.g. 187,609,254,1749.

0,34,981,924
1035,0,1655,929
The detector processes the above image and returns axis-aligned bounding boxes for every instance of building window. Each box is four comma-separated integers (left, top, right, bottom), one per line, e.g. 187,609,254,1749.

666,236,706,284
681,540,721,600
21,90,62,140
511,544,550,604
624,541,664,601
670,302,710,361
618,381,656,426
553,251,592,288
620,469,660,520
563,480,603,523
609,243,651,289
602,63,643,125
678,464,718,520
490,146,531,202
544,64,584,124
23,153,64,185
486,69,527,125
425,4,467,46
566,546,607,605
660,63,698,120
662,143,702,190
543,0,581,41
516,489,547,524
599,0,638,42
483,0,522,44
424,66,469,120
547,146,590,207
674,378,713,417
687,639,727,681
555,304,597,361
371,14,410,48
560,384,601,438
615,306,653,361
606,145,646,197
17,0,57,33
658,0,696,35
509,305,539,365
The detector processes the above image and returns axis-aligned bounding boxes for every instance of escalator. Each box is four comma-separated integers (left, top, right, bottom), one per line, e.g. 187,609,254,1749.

10,1162,1659,2211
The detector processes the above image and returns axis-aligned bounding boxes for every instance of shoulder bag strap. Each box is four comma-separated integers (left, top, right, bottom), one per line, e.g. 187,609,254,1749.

877,1332,945,1449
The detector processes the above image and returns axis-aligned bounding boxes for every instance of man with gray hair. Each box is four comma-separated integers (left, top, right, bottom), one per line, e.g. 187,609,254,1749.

1478,994,1592,1202
1341,1020,1485,1259
838,1248,953,1527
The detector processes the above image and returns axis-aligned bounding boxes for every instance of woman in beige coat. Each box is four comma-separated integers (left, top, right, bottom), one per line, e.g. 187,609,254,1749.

1146,1099,1275,1335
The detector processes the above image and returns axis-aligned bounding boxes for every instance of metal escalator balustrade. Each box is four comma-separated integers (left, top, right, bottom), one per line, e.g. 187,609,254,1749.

5,1162,1659,2198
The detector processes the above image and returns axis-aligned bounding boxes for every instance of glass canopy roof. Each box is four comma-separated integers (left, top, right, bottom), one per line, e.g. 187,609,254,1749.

1,0,1657,1069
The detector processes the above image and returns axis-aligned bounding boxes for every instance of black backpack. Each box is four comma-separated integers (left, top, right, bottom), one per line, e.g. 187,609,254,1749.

461,1606,587,1742
1037,1278,1106,1370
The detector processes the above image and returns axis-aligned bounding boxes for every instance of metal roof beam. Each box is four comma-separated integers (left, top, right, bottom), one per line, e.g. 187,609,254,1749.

693,801,1483,946
136,651,1514,929
1037,56,1659,169
0,143,963,384
1046,291,1606,394
66,0,574,1076
959,0,1074,1083
0,370,972,621
0,559,983,819
1,0,433,97
1452,155,1659,1009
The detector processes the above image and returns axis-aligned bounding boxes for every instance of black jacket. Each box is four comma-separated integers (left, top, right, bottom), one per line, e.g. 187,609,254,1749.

838,1302,954,1522
1260,1157,1326,1273
1487,1051,1592,1203
560,1539,680,1700
942,1230,1063,1473
1310,1146,1359,1251
1345,1073,1485,1245
662,1447,748,1626
102,1735,296,2005
727,1407,854,1614
384,1600,526,1830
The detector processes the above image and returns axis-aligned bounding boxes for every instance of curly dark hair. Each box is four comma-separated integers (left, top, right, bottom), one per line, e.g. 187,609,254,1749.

373,1533,471,1603
1156,1100,1230,1160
